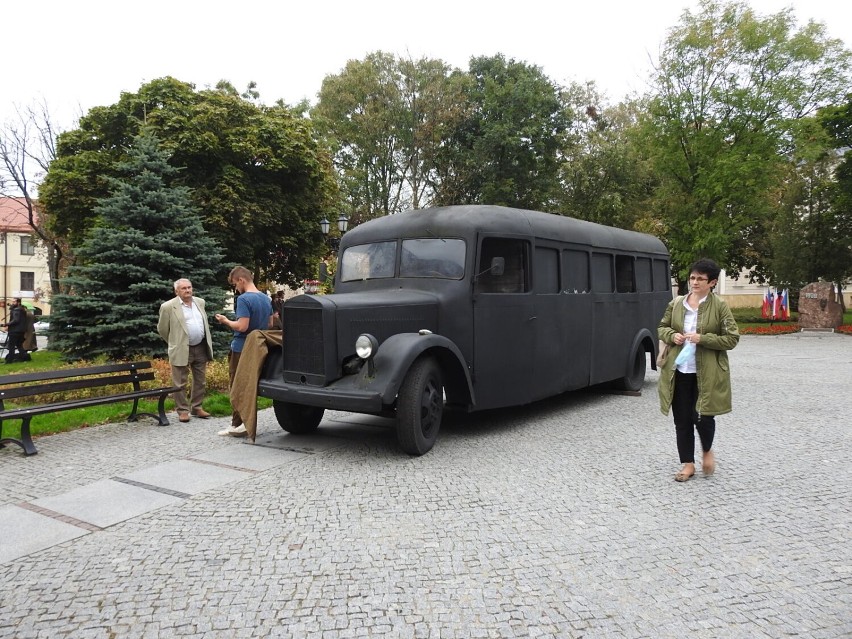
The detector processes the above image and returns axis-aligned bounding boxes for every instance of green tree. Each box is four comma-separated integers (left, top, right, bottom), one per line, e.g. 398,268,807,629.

554,85,657,230
641,0,851,286
39,77,338,287
313,52,465,223
816,96,852,309
434,54,569,210
50,133,227,360
767,119,838,294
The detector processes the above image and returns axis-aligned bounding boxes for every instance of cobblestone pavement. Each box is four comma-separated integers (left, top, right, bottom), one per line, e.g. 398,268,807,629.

0,334,849,638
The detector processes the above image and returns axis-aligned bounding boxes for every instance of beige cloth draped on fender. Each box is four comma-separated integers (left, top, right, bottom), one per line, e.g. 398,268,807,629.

230,329,283,441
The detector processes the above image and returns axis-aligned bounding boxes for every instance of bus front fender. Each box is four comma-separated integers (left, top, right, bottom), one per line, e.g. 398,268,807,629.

366,333,475,408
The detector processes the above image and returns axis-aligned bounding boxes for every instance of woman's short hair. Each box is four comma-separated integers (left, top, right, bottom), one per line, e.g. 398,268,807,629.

690,258,721,282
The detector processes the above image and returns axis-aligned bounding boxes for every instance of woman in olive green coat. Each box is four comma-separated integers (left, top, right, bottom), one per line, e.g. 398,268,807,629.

658,259,739,482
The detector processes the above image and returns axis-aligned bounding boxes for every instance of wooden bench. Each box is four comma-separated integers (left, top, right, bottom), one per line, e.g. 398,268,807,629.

0,361,182,456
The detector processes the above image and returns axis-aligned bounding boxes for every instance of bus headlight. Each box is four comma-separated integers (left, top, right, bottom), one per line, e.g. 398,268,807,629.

355,334,379,360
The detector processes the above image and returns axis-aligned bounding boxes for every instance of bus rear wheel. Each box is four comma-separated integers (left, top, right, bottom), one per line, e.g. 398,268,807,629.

273,400,324,434
614,348,647,392
396,357,443,456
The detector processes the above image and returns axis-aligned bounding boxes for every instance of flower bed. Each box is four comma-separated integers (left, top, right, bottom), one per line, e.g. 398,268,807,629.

838,325,852,335
740,324,800,335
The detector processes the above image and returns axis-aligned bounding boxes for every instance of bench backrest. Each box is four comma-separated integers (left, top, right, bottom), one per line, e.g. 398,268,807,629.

0,362,157,403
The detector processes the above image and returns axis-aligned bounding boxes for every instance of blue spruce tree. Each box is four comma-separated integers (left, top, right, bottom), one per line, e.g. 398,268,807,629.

51,133,227,360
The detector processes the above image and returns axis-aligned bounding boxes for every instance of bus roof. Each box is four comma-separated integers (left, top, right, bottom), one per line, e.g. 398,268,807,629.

340,205,668,256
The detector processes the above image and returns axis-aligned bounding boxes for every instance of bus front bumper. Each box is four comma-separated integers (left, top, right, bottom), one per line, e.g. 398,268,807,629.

257,377,385,414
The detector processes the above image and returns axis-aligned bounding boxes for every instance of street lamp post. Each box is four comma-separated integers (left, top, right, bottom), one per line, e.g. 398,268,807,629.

320,213,349,253
317,214,349,289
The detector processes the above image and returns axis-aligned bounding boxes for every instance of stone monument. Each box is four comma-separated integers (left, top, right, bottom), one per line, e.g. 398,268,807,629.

797,282,843,329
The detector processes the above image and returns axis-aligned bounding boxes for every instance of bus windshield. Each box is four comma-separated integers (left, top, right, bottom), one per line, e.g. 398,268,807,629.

401,239,465,279
340,238,466,281
340,242,396,281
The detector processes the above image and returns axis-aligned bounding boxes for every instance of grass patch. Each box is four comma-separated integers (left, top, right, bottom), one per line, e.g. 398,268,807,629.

0,350,271,438
730,306,798,327
731,307,852,333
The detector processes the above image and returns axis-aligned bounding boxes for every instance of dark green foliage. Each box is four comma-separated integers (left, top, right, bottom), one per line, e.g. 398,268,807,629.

641,0,851,283
40,77,338,287
435,54,569,210
817,97,852,305
312,52,466,223
50,133,228,360
768,102,852,309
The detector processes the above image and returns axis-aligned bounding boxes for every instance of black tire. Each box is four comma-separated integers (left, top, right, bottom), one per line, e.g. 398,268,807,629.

273,400,324,434
396,357,443,456
614,348,647,392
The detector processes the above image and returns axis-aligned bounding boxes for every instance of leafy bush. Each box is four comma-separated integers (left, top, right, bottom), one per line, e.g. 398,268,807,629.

151,356,231,392
206,358,232,392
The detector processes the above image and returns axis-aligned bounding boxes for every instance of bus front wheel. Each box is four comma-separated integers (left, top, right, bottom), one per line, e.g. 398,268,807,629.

273,400,324,434
614,348,647,392
396,357,443,456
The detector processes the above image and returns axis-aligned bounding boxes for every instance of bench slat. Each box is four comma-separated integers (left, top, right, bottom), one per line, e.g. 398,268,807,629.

0,361,153,386
0,372,157,401
0,386,180,419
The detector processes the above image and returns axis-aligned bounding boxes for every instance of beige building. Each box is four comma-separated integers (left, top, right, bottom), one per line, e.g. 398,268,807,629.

0,197,52,321
715,269,767,308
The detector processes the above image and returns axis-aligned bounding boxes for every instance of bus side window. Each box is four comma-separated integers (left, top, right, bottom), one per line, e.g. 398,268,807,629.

477,238,528,293
534,247,559,294
563,249,589,293
653,258,670,291
591,253,613,293
636,257,652,292
616,255,635,293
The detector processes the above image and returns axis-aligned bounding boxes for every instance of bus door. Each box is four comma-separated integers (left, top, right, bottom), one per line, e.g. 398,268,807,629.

531,245,565,401
531,245,594,399
472,236,533,409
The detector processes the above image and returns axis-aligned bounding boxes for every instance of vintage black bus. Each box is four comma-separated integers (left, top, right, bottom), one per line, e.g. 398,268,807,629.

258,205,671,455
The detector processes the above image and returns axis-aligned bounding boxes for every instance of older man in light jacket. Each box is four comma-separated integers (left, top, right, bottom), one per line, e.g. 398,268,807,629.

157,278,214,423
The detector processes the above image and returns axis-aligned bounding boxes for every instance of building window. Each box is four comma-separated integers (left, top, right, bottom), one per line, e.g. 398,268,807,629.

20,235,35,256
20,272,35,291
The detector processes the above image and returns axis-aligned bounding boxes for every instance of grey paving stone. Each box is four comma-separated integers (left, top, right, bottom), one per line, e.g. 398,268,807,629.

188,442,309,471
116,458,252,495
31,479,183,529
0,505,89,563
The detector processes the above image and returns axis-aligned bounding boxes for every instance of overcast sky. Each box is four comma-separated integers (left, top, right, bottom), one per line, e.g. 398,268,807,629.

3,0,851,128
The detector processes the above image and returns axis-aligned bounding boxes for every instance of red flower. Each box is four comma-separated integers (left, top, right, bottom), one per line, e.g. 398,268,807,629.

740,324,799,335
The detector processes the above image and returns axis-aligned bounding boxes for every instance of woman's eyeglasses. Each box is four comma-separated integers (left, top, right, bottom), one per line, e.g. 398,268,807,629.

689,276,709,282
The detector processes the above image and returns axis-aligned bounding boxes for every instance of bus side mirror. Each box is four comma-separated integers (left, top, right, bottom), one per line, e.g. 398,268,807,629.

490,257,505,276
